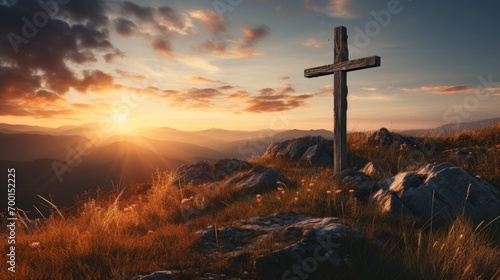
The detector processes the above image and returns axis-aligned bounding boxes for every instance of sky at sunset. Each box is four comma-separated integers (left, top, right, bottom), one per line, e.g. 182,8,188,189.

1,0,499,132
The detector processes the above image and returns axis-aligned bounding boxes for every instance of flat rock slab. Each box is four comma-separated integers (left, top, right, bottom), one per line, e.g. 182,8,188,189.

196,212,360,280
127,270,179,280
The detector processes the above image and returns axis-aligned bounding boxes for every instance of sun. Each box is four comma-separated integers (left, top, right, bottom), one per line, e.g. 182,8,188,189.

111,113,134,134
113,113,127,124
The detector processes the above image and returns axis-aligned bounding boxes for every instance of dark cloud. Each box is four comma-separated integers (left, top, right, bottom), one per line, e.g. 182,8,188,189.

197,23,270,57
116,69,146,81
129,79,312,113
218,85,235,91
0,67,42,95
245,93,313,113
0,103,75,117
35,89,61,102
152,37,174,57
72,24,113,50
189,10,230,56
103,48,125,62
239,25,271,47
188,88,222,99
200,39,227,55
440,85,470,93
0,0,119,118
227,90,250,99
259,88,276,96
75,70,114,93
59,0,109,27
114,4,188,57
259,85,295,96
114,17,137,37
187,76,228,85
280,85,295,94
122,1,155,22
245,84,311,113
0,67,71,117
156,87,223,108
158,5,184,29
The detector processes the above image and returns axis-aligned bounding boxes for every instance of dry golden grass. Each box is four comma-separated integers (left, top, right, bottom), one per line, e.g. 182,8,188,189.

1,124,499,279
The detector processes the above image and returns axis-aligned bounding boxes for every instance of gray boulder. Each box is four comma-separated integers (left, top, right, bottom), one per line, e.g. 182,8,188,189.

263,136,367,169
173,160,215,186
263,136,333,167
368,128,420,150
173,159,252,187
128,271,178,280
285,140,311,161
263,140,290,158
214,158,252,180
370,162,500,224
331,170,374,194
254,217,359,280
221,165,291,194
196,213,359,280
301,144,333,167
360,161,390,179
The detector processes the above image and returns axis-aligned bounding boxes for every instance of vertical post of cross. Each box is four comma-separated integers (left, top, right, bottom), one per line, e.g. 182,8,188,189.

333,26,348,173
304,26,380,173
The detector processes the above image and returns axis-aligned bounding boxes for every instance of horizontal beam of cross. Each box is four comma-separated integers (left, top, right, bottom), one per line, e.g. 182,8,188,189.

304,56,381,78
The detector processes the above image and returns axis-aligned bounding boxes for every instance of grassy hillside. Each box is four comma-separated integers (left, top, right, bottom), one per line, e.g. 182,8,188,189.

1,124,499,279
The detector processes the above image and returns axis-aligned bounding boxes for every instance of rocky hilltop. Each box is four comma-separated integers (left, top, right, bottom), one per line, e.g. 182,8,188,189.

127,128,499,279
10,126,500,280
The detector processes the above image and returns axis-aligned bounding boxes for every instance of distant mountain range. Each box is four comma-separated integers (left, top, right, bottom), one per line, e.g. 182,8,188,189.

0,141,184,216
1,117,498,216
0,125,335,214
398,117,500,136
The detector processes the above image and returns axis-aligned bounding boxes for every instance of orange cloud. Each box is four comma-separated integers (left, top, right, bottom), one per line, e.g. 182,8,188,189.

231,49,260,58
115,70,146,81
302,38,323,49
201,40,227,55
227,90,251,99
304,0,359,19
316,85,333,96
197,24,269,58
244,83,312,113
75,70,115,94
155,87,224,108
400,85,476,95
189,10,227,34
238,25,271,47
218,85,235,91
245,93,313,113
350,93,397,101
187,76,220,85
438,85,470,93
0,86,76,118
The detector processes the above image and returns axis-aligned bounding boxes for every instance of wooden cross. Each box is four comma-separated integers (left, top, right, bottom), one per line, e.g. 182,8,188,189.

304,26,380,173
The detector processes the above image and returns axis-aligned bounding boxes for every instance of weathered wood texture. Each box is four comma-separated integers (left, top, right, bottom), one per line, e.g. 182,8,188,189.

304,56,380,78
304,26,381,173
333,26,348,173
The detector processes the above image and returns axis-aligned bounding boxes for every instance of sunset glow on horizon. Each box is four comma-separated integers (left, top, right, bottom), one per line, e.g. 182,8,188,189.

1,0,499,132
